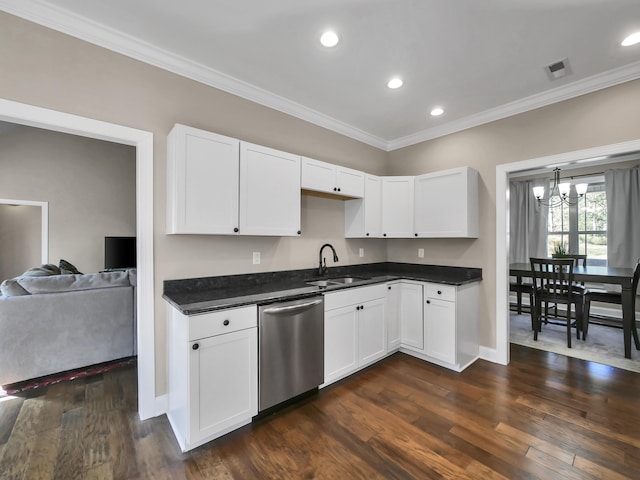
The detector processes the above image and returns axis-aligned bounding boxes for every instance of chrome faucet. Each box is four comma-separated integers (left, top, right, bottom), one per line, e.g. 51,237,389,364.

318,243,339,276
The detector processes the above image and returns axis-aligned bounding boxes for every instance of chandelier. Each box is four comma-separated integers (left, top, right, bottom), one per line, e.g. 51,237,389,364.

532,167,588,207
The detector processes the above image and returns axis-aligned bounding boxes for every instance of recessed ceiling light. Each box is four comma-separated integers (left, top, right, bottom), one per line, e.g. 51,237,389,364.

622,32,640,47
430,107,444,116
320,31,340,47
387,78,403,89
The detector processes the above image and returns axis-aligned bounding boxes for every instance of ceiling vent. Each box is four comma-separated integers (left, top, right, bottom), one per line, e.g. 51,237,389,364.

545,58,571,80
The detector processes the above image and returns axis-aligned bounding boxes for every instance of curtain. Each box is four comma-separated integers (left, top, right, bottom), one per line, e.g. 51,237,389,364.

509,179,548,264
605,166,640,268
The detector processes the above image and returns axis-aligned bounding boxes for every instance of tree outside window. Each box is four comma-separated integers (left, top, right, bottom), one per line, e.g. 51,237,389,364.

547,181,607,265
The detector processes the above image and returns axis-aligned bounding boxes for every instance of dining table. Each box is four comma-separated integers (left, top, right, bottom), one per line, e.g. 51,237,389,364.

509,262,637,359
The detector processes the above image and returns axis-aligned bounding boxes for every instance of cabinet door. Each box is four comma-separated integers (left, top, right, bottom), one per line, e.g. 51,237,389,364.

189,328,257,445
385,283,401,350
381,176,414,238
358,298,386,365
425,298,456,364
336,166,365,198
167,124,240,234
324,305,358,384
239,142,301,236
301,157,335,193
414,167,478,238
344,174,381,238
400,282,424,350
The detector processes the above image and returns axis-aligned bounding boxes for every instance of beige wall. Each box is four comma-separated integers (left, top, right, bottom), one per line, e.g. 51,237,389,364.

387,80,640,348
0,125,136,275
0,204,41,280
0,12,388,395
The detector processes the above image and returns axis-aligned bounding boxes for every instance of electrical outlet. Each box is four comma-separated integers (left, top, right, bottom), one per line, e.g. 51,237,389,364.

418,248,424,258
359,248,365,257
253,252,261,265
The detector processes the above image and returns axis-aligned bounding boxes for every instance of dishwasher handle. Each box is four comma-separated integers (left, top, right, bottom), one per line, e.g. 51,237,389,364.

262,299,323,315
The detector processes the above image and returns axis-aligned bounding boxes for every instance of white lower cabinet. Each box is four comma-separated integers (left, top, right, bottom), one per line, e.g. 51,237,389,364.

323,284,387,386
399,282,424,350
385,282,401,350
403,282,479,372
167,305,258,452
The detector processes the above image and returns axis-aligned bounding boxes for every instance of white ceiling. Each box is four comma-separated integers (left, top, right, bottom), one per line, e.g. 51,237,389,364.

2,0,640,150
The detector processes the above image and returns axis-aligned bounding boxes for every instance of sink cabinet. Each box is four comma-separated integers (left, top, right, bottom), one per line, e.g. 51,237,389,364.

167,305,258,452
323,284,387,385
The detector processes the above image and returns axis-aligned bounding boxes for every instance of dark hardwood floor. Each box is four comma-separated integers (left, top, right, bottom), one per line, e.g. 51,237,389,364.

1,344,639,479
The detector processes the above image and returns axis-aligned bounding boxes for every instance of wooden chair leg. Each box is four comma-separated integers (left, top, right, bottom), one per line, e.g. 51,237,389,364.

583,298,591,340
566,305,572,348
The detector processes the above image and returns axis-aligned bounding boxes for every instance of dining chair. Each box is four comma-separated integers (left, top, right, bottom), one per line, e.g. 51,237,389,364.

583,259,640,351
547,254,587,322
530,257,583,348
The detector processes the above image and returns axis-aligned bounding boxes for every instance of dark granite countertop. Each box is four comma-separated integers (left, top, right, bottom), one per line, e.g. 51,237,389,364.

163,262,482,315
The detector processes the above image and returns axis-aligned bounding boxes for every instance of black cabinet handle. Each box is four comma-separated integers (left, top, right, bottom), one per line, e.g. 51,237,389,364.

192,343,199,350
437,290,442,295
333,187,337,191
297,230,302,235
414,233,418,237
426,300,431,304
223,319,230,326
383,233,387,237
233,227,239,233
366,233,370,236
337,188,341,192
388,286,391,290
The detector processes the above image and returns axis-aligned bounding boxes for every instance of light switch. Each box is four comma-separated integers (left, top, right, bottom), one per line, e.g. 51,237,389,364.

359,248,365,257
418,248,424,258
253,252,261,264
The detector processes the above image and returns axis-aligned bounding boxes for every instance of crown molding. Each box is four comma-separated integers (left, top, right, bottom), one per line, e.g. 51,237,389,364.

2,2,640,153
387,61,640,151
0,1,389,150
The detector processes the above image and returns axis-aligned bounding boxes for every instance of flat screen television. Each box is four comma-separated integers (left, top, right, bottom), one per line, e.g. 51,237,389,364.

104,236,136,270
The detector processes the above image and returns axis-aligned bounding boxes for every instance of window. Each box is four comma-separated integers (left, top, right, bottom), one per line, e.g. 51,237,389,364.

547,180,607,265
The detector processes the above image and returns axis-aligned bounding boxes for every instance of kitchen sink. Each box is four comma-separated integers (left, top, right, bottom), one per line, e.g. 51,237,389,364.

305,276,369,287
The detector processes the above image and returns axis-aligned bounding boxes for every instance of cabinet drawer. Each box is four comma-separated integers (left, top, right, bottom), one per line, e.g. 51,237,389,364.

189,305,257,341
425,284,456,302
324,284,386,311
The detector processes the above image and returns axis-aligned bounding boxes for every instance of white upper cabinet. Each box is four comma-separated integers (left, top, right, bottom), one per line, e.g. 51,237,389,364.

301,157,365,198
167,124,240,234
414,166,479,238
381,176,415,238
344,174,382,238
239,142,301,236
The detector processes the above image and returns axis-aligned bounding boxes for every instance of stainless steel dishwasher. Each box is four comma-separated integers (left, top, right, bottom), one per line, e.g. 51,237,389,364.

258,296,324,412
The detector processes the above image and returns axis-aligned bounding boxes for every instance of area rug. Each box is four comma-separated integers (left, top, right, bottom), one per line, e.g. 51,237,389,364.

510,313,640,374
0,357,136,397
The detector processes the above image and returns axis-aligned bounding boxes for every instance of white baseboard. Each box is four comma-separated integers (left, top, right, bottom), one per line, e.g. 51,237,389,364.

479,346,502,364
155,394,168,417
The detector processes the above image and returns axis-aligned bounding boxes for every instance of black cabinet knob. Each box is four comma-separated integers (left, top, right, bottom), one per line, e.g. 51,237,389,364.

192,343,199,350
426,300,431,304
337,188,341,192
366,233,370,236
388,286,391,290
223,319,230,326
414,233,418,237
383,233,387,237
437,290,442,295
333,187,337,191
233,227,239,233
297,230,302,235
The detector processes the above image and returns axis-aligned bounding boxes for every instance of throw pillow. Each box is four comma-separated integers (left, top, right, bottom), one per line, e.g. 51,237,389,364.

59,259,83,275
22,264,61,277
0,279,30,296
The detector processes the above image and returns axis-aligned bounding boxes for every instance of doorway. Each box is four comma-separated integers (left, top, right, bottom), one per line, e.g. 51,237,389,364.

0,98,156,420
496,138,640,367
